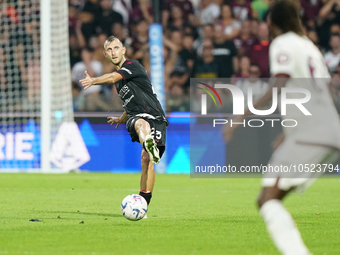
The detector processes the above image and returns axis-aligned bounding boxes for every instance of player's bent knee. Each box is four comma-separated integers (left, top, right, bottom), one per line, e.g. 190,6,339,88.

134,119,143,133
135,118,150,133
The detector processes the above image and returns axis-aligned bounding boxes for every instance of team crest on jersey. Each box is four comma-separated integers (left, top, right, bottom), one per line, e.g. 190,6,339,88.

277,53,290,64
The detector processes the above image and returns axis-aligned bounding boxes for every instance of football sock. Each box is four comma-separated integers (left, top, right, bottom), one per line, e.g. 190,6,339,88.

139,190,152,205
260,199,310,255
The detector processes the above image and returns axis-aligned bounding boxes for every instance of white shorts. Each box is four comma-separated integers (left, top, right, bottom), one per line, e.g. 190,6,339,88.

262,137,339,192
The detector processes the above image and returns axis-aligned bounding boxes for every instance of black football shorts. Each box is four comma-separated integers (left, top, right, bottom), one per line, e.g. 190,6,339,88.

126,115,167,158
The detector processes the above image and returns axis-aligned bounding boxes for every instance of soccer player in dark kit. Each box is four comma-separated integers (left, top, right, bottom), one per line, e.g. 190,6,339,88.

79,36,168,212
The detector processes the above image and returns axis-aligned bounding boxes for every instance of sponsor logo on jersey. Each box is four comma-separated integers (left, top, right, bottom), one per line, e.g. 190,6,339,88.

277,53,290,64
122,95,135,107
119,85,130,98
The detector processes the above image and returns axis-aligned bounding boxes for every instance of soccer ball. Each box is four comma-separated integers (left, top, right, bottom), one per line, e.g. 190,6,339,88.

121,194,148,221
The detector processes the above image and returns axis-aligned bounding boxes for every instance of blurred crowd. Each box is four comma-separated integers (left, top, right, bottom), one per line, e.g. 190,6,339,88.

68,0,340,113
1,0,340,113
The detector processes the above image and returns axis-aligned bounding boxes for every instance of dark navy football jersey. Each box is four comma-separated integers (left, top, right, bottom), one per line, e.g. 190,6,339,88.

115,59,167,122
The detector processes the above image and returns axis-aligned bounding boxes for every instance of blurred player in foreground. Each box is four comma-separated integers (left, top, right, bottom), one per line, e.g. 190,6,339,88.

224,0,340,254
79,36,168,211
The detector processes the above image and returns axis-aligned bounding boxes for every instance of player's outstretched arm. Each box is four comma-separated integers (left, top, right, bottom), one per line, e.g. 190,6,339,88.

79,71,123,89
107,111,127,129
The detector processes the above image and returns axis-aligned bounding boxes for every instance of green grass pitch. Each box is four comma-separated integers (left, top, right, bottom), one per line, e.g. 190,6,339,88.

0,173,339,255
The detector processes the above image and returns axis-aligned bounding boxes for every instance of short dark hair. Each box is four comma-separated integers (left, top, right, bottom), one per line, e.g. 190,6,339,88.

112,21,124,27
183,33,194,39
330,33,340,38
221,4,235,19
136,18,147,25
269,0,304,36
104,36,123,49
250,62,261,69
106,35,119,43
171,28,182,34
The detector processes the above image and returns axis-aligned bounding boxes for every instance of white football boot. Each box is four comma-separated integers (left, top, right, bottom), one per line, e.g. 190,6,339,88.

144,134,160,164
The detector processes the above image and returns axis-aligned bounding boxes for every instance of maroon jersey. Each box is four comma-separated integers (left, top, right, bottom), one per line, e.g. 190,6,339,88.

129,6,153,25
248,40,270,78
300,0,323,21
233,35,258,50
230,0,252,21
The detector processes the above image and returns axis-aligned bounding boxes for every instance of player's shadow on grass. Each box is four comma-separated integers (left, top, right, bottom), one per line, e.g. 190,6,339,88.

48,211,121,218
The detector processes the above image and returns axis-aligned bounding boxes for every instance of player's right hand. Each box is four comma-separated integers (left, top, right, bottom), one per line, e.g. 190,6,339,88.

107,116,122,129
79,71,94,90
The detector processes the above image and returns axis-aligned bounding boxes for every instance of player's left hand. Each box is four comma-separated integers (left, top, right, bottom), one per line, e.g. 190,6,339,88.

107,116,123,129
79,71,94,90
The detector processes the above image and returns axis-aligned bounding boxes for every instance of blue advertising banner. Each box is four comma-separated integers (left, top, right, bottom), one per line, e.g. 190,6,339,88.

79,118,191,173
0,115,227,174
0,120,41,169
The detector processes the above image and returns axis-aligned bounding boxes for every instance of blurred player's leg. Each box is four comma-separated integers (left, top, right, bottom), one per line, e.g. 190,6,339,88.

258,187,310,255
257,145,339,255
